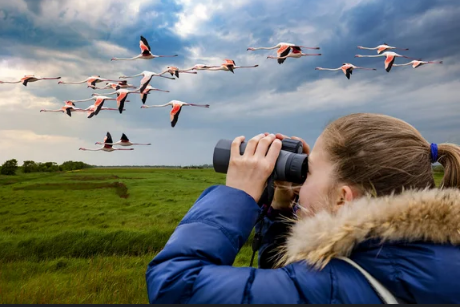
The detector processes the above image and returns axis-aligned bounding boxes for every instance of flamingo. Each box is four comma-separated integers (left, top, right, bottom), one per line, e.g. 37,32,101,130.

95,133,151,146
206,59,258,73
248,43,320,64
111,36,178,61
100,87,141,114
141,100,210,128
267,47,322,64
315,63,377,80
355,52,421,72
140,85,169,105
40,101,83,117
80,104,124,118
89,80,137,90
357,43,409,54
0,75,61,87
392,60,443,69
184,64,222,71
119,71,175,93
159,66,197,78
58,76,120,87
79,132,134,152
69,95,124,117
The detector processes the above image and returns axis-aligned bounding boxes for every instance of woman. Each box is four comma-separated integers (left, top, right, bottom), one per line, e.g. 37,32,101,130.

146,113,460,304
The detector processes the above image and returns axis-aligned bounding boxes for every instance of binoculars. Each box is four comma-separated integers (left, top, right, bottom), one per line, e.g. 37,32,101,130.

212,138,309,184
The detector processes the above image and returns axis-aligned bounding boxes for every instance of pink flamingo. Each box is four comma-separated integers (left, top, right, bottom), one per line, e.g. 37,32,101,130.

248,43,320,64
206,59,258,73
393,60,443,69
267,47,321,64
89,80,137,90
79,104,123,118
160,66,197,78
95,133,151,146
40,101,83,117
111,36,178,61
58,76,120,87
141,85,169,105
119,71,175,93
315,63,377,79
357,43,409,54
184,64,221,71
79,132,134,152
355,52,421,72
99,87,141,114
141,100,210,128
1,75,61,87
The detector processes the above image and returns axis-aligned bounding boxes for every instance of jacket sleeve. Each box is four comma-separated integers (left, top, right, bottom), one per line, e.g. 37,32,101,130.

256,206,296,269
145,185,302,304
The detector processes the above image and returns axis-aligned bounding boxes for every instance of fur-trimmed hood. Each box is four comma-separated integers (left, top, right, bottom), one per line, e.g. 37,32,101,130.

281,188,460,269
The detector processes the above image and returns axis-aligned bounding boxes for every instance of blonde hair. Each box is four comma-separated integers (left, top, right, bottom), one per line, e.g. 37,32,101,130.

322,113,460,195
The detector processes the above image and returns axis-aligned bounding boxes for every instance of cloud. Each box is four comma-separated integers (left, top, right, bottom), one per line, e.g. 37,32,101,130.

0,0,459,166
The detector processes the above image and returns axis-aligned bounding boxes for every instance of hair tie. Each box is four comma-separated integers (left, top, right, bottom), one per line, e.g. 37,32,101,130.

430,143,438,163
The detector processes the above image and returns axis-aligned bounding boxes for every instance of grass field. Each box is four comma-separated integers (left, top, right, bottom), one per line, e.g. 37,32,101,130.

0,168,445,303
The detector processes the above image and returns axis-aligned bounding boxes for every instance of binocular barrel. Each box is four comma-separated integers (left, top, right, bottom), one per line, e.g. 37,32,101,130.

212,138,309,184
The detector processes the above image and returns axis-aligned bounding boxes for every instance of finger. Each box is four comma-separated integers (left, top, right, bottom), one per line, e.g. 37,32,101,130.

291,136,310,154
265,138,282,168
244,133,265,156
255,134,276,158
275,133,289,140
230,136,245,158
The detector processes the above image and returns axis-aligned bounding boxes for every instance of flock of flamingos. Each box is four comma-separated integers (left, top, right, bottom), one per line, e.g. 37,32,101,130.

0,37,443,152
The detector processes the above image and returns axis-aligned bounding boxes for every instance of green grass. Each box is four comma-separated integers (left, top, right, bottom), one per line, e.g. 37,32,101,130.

0,168,446,303
0,168,256,303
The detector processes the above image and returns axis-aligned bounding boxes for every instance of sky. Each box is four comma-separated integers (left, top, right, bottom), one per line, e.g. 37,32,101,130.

0,0,459,166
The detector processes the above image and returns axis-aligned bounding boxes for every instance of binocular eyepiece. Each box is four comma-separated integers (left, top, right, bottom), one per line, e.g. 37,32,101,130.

212,138,309,184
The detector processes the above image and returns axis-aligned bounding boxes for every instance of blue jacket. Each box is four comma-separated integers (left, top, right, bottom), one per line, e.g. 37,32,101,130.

146,185,460,304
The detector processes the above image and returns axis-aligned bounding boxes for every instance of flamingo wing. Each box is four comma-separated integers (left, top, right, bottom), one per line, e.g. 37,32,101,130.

65,107,72,117
341,67,352,79
117,92,128,113
140,92,148,104
139,74,153,93
120,133,129,143
377,46,387,54
119,80,128,85
94,98,105,115
412,61,422,68
291,46,302,54
385,54,396,72
22,76,31,86
224,59,236,66
170,104,183,128
140,36,152,55
104,132,113,147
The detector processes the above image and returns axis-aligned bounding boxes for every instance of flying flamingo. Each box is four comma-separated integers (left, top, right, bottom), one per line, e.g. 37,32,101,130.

141,100,210,128
355,52,421,72
69,95,124,117
119,71,175,93
0,75,61,87
140,85,169,105
159,66,197,78
89,80,137,90
111,36,178,61
248,43,320,64
206,59,258,73
392,60,443,69
357,43,409,54
267,47,322,64
95,133,151,146
315,63,377,80
40,101,83,117
184,64,221,71
58,75,120,87
79,132,134,152
100,87,141,114
79,104,124,118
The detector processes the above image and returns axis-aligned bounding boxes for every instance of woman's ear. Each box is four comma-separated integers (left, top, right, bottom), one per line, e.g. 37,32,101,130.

336,185,355,206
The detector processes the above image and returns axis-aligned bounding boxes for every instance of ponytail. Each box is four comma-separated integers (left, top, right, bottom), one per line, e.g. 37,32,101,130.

437,143,460,189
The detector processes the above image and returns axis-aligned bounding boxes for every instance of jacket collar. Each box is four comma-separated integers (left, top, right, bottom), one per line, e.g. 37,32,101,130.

278,188,460,269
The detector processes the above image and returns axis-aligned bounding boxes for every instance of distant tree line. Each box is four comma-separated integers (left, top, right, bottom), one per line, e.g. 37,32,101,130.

94,164,214,169
0,159,94,176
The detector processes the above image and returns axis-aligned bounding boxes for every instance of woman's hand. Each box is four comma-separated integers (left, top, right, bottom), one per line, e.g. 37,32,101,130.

271,133,310,210
225,133,282,203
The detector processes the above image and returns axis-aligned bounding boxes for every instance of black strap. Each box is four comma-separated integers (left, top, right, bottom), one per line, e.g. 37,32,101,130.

249,172,276,267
